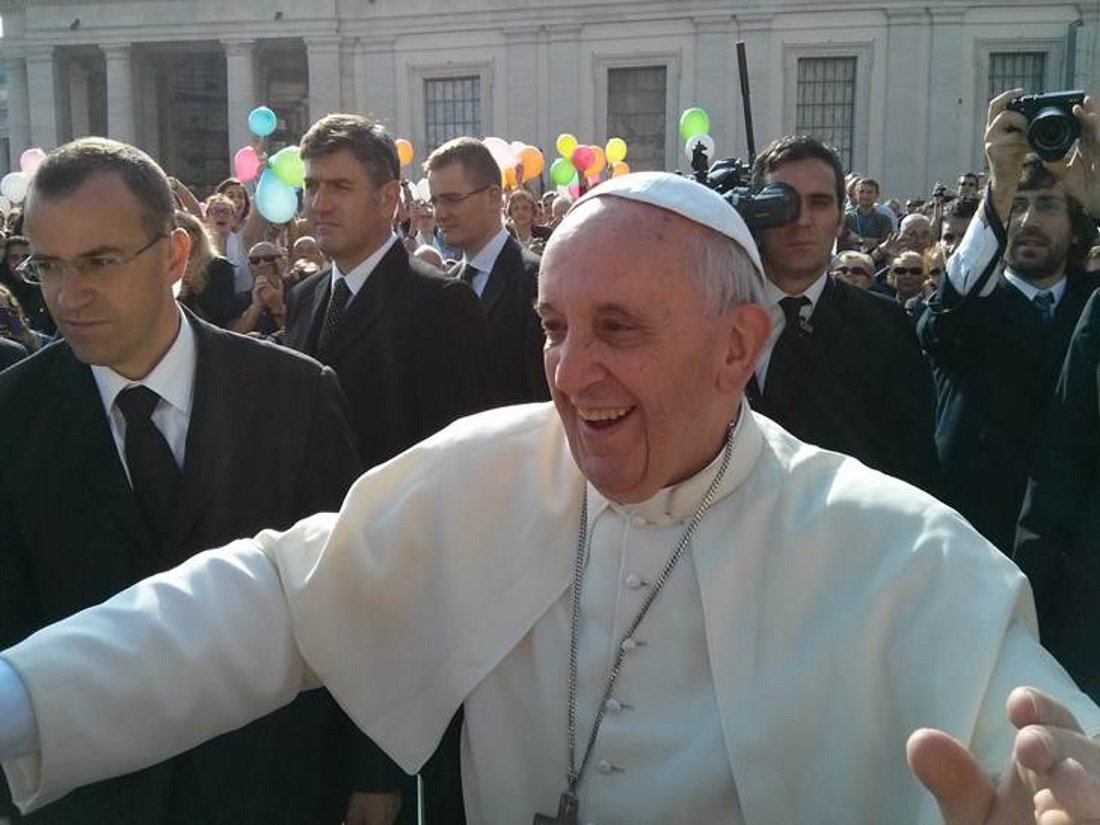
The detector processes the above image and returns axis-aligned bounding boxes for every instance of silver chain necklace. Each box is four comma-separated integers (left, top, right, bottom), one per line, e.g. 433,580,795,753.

534,423,736,825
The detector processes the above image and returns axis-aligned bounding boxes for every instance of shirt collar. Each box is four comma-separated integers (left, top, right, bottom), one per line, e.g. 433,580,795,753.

91,308,197,419
1004,268,1067,305
763,271,829,310
331,233,399,297
464,227,511,275
587,401,760,526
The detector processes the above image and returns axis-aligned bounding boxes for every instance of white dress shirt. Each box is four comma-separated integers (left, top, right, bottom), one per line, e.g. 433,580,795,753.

462,227,510,297
754,272,829,390
330,233,399,299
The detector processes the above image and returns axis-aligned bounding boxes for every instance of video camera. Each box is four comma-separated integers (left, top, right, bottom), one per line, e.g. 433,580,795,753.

1006,90,1086,162
683,42,800,232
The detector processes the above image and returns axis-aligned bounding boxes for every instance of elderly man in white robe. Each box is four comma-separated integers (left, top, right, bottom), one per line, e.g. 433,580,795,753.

3,171,1100,825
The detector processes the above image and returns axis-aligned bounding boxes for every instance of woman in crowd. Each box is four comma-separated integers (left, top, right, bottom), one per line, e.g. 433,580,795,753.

176,210,244,328
0,283,47,354
505,188,552,252
829,250,876,290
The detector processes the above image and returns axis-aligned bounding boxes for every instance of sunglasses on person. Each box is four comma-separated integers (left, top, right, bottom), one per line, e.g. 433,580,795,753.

891,267,923,275
249,254,280,266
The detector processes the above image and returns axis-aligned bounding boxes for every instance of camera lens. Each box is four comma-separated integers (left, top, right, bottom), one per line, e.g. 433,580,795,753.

1028,106,1080,162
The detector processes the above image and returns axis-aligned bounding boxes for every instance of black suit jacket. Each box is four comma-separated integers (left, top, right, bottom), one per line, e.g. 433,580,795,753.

0,314,363,824
0,337,26,370
919,268,1100,552
1015,287,1100,698
286,241,492,468
454,235,549,406
749,277,940,493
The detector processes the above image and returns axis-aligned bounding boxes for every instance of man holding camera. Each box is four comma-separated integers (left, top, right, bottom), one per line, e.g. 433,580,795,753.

918,89,1100,554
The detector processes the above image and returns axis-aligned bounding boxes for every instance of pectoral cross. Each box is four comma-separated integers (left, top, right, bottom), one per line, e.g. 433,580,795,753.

533,791,579,825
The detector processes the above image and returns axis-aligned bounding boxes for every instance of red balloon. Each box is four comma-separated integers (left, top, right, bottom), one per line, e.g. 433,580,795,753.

571,145,595,172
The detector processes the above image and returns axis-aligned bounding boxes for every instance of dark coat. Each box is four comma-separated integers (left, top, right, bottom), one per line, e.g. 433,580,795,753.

749,276,941,494
918,268,1100,552
453,235,549,406
0,337,27,370
1015,287,1100,699
0,313,364,823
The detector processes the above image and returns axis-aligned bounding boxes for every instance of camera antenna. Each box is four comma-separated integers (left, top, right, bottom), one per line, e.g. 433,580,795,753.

737,41,756,165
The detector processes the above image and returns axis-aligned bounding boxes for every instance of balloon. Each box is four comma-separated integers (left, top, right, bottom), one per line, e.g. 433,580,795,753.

255,169,298,223
415,178,431,201
611,162,630,178
684,133,716,161
19,148,46,176
0,172,28,203
549,157,574,186
248,106,278,137
233,146,262,183
519,145,545,179
584,145,606,176
482,137,516,174
605,137,627,165
567,183,580,199
270,145,305,188
510,140,526,155
556,133,578,158
395,138,415,167
502,166,517,188
571,145,595,173
0,195,10,216
679,107,711,141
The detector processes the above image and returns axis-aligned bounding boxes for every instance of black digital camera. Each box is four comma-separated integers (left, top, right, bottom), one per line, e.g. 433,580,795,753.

691,151,800,231
1006,90,1086,162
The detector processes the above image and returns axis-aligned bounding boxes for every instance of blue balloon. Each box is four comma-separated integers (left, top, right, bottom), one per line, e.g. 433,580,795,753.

255,169,298,224
248,106,278,138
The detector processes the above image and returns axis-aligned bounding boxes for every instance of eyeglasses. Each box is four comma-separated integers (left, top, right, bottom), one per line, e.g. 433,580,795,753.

1010,196,1068,216
891,267,923,276
249,254,280,266
832,266,872,277
428,185,490,208
17,234,168,285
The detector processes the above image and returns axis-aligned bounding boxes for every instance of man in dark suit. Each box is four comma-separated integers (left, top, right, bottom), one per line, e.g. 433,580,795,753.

919,89,1100,553
425,137,549,406
745,135,940,494
0,337,26,370
284,115,491,825
0,138,363,823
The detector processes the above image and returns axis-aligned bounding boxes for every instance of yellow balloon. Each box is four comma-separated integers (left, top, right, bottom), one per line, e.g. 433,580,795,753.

503,166,517,188
396,138,415,167
611,162,630,178
556,133,578,158
605,137,627,165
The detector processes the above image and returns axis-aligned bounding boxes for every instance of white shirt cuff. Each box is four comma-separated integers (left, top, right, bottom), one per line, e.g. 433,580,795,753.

0,657,38,759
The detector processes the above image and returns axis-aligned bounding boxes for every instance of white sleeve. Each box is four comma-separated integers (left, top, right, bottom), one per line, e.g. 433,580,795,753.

0,538,313,814
945,195,1006,299
0,658,37,759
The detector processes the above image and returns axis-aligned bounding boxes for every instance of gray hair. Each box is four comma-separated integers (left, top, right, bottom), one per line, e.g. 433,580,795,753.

689,231,762,314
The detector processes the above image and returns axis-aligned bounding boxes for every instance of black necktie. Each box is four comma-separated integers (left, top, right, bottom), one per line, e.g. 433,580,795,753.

1033,291,1055,327
764,296,811,405
318,277,352,356
462,265,482,296
116,385,181,542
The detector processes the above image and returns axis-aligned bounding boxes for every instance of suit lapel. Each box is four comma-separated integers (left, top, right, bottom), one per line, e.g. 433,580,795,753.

52,349,158,555
323,242,405,363
481,237,521,318
286,270,332,356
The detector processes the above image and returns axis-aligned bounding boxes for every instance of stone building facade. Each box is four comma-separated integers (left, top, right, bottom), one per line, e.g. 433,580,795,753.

0,0,1096,198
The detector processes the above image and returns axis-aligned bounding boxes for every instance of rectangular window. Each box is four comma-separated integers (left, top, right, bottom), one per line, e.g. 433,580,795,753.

988,52,1047,100
796,56,857,171
607,66,667,172
424,76,481,152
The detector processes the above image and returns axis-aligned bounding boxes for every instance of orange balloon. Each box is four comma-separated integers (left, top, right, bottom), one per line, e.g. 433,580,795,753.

584,145,606,176
611,162,630,177
396,138,415,167
503,166,517,188
519,145,545,179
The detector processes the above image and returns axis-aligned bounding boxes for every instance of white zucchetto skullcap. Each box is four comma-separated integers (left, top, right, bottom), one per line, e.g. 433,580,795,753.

573,171,764,278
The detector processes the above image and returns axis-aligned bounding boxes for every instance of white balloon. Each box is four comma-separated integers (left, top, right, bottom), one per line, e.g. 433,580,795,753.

684,133,716,161
482,136,516,172
0,172,28,203
0,195,10,216
416,178,431,202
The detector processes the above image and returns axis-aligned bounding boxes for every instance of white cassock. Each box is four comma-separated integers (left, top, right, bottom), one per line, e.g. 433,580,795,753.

4,402,1099,824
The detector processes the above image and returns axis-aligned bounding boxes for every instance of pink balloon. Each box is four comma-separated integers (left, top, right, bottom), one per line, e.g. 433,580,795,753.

567,183,581,199
571,145,595,172
20,148,46,176
233,146,262,183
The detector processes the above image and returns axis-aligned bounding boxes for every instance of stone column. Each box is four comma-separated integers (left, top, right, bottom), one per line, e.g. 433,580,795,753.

25,46,60,151
69,62,91,138
305,36,342,124
223,39,257,160
340,36,358,115
5,49,32,168
504,26,539,142
101,44,136,145
883,9,929,197
927,8,966,186
1075,7,1100,92
693,14,733,156
547,26,581,147
360,37,396,126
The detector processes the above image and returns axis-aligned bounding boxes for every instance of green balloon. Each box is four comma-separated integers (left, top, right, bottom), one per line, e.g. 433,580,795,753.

550,157,575,186
270,146,305,189
679,107,711,141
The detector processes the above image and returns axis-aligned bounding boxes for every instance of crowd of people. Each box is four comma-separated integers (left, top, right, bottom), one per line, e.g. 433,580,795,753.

0,87,1098,825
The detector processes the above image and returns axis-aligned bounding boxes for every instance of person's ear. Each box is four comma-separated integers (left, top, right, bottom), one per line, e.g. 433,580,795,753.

717,302,772,394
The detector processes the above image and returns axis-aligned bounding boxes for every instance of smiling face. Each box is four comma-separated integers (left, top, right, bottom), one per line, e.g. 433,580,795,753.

537,198,762,503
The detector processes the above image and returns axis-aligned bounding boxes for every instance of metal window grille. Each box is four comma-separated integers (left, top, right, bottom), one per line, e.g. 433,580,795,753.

988,52,1047,100
607,66,667,172
425,76,481,152
796,56,856,171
